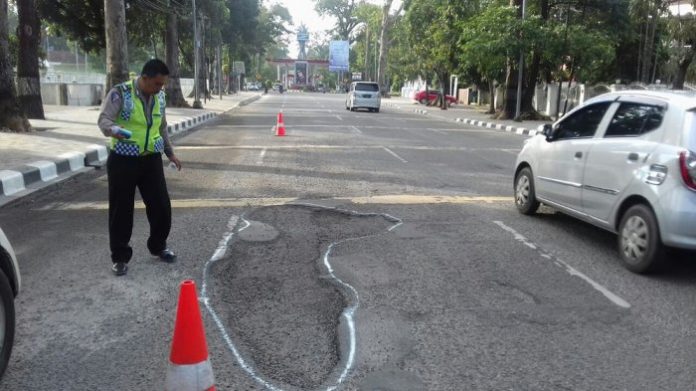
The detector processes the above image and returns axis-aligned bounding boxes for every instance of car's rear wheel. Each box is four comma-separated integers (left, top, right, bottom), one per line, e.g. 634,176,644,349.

618,204,665,273
0,268,15,378
514,167,539,215
374,108,380,113
419,98,428,105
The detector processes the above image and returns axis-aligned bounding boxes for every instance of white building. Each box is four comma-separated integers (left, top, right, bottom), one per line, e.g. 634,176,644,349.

668,0,694,16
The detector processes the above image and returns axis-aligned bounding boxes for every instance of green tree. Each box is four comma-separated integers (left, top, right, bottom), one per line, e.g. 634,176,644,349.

377,0,405,95
17,0,45,119
315,0,361,42
459,4,518,114
666,2,696,89
37,0,104,52
1,0,31,132
404,0,475,109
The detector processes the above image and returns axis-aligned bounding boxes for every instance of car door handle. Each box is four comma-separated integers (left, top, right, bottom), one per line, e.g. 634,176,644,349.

628,152,640,162
574,151,583,159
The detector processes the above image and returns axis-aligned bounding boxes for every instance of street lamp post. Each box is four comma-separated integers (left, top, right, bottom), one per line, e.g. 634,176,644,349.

514,0,526,121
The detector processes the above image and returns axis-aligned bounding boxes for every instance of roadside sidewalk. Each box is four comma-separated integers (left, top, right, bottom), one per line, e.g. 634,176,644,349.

0,92,261,200
383,96,550,137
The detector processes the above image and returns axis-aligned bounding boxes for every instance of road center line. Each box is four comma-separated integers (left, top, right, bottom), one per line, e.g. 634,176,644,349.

382,146,408,163
492,220,631,309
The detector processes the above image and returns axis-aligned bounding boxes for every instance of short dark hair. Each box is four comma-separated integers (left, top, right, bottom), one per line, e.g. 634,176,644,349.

141,59,169,77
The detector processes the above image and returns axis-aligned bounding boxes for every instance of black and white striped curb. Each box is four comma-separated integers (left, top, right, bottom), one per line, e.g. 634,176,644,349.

0,111,220,197
383,102,540,137
0,144,109,197
166,112,217,136
454,117,540,137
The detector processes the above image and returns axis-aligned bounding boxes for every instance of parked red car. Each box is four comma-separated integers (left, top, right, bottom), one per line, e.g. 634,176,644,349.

413,90,457,106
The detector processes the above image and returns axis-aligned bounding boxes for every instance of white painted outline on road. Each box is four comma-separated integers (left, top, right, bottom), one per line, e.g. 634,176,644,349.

200,216,287,391
336,115,343,121
382,146,408,163
351,126,362,135
200,205,402,391
493,220,631,309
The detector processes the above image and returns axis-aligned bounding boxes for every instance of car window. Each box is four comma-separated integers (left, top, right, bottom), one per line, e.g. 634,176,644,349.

605,103,664,137
355,83,379,92
555,102,611,140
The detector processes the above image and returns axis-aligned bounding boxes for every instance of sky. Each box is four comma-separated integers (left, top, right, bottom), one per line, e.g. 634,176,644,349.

266,0,402,57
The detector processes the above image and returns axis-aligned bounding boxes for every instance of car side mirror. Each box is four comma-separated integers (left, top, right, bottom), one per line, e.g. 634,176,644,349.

541,124,554,141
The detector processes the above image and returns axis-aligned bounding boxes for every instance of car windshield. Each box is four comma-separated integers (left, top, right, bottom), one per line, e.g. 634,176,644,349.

355,83,379,92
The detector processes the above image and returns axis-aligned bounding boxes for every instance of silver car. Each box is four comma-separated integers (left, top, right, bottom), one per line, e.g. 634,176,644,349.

346,81,381,112
514,90,696,273
0,227,20,378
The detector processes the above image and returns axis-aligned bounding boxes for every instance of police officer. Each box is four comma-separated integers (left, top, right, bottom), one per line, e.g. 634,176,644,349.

98,59,182,276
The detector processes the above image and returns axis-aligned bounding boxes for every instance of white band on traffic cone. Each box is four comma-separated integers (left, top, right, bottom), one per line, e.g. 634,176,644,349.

165,359,216,391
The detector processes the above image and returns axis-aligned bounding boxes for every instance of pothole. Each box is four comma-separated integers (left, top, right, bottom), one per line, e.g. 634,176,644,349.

202,204,401,390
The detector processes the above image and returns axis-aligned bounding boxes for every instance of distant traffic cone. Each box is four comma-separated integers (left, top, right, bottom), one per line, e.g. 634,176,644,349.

276,111,286,136
165,280,216,391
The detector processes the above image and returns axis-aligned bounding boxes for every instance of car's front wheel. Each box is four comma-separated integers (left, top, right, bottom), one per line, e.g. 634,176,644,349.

618,204,665,273
514,167,540,215
0,268,15,378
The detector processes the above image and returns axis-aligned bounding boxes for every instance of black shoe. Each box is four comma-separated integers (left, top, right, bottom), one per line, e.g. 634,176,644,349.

152,249,177,263
112,262,128,276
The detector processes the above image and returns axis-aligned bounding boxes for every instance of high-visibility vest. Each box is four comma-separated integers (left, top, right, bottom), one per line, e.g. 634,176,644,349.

111,79,166,156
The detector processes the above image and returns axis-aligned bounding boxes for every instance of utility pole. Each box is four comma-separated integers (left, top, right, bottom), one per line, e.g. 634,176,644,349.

104,0,129,91
202,15,207,104
192,0,202,108
218,44,222,99
364,25,369,80
514,0,526,120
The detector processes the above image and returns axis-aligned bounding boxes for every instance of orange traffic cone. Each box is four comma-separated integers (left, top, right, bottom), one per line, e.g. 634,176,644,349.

165,280,216,391
276,112,286,136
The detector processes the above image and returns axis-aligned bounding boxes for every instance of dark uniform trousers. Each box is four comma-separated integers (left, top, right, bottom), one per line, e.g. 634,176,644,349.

107,152,171,263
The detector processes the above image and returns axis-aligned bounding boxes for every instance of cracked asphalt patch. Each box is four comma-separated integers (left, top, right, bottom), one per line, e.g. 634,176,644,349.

207,204,395,389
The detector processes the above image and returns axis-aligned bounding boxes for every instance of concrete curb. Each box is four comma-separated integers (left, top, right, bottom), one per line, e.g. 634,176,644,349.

0,106,231,197
454,117,540,137
383,101,541,137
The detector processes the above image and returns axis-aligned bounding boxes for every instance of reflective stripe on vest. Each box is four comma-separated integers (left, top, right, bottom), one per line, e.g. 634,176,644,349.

111,79,166,155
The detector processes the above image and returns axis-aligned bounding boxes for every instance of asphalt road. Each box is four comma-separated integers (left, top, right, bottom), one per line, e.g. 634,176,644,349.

1,93,695,390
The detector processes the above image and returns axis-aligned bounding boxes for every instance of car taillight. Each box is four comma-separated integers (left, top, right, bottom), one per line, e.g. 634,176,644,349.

679,150,696,191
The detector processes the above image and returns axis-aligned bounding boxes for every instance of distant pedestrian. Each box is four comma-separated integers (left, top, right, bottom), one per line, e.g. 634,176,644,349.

97,59,182,276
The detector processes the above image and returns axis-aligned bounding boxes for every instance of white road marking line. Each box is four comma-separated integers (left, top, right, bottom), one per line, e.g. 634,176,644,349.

492,220,631,309
336,115,343,121
351,126,362,134
257,148,267,165
176,144,519,153
382,146,408,163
